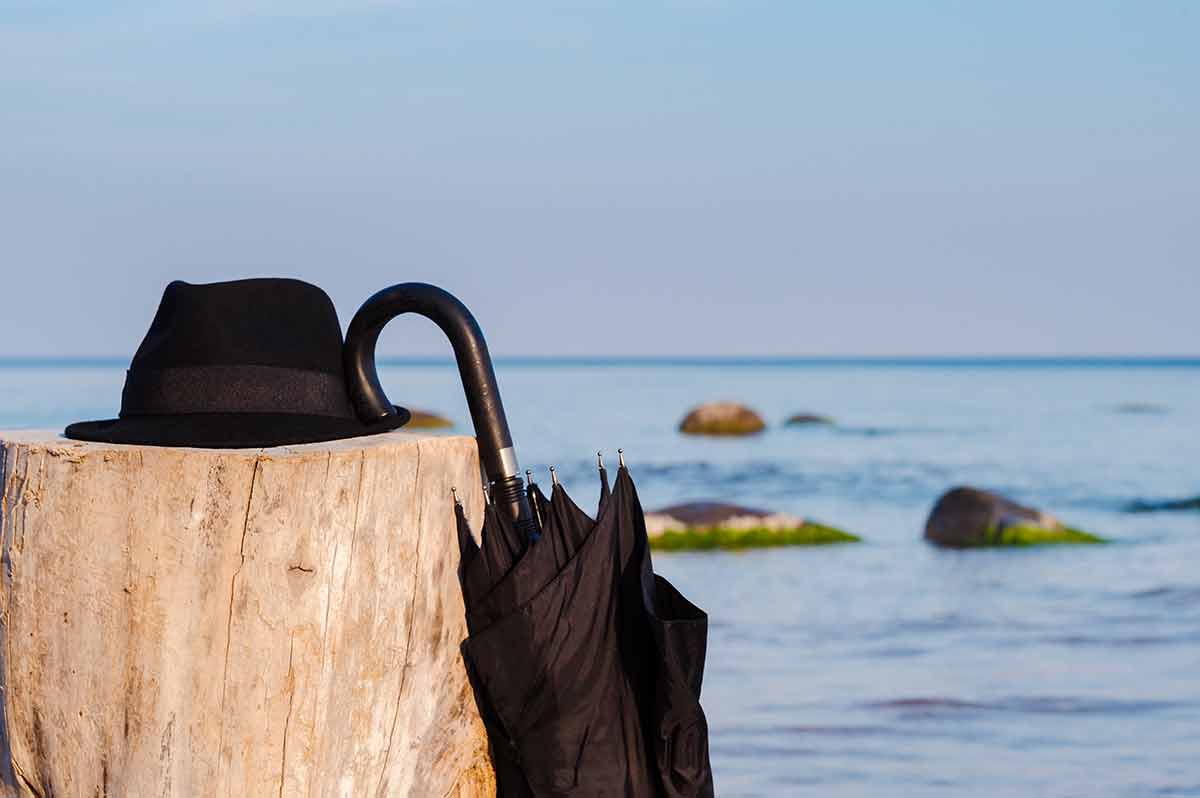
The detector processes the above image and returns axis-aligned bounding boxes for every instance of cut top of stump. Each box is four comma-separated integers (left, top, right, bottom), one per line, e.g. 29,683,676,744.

0,427,459,458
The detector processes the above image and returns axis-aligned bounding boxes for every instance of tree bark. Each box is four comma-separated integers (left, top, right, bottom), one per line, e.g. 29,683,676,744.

0,430,495,797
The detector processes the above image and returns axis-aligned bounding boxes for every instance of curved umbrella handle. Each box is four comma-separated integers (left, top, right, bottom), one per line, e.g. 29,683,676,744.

343,283,536,535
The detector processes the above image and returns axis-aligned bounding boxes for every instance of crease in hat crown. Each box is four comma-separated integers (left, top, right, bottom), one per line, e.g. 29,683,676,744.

63,277,410,449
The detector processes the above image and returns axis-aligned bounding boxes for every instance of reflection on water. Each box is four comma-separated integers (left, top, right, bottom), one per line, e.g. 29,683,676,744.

2,360,1199,796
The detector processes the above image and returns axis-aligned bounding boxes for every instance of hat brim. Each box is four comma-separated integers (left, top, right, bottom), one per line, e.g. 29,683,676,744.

64,407,411,449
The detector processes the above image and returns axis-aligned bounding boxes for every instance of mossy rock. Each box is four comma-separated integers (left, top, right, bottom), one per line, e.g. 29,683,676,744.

406,409,454,429
651,522,861,551
645,501,859,551
678,402,766,436
924,486,1106,548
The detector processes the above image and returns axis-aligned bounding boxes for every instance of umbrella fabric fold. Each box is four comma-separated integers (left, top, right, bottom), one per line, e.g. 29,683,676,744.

455,502,488,607
458,503,524,608
467,484,595,636
612,468,714,798
642,577,712,798
527,482,551,538
598,463,612,510
457,465,714,797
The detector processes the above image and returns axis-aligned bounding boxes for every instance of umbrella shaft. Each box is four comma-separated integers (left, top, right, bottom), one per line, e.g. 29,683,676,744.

494,475,539,538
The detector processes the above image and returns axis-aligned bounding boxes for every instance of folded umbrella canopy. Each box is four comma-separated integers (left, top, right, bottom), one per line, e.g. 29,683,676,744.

345,284,714,797
459,462,713,797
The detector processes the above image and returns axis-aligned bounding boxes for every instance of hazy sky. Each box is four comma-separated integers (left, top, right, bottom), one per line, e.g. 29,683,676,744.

2,2,1196,357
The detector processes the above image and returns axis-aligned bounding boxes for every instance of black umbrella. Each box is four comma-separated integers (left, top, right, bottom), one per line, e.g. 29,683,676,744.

344,283,714,797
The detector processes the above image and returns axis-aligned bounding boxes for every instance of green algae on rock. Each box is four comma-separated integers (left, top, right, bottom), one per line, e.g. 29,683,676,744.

924,486,1106,548
651,522,860,551
645,500,859,551
678,402,766,436
982,523,1105,546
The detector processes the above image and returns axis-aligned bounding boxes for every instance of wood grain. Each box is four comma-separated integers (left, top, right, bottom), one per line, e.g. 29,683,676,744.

0,430,494,797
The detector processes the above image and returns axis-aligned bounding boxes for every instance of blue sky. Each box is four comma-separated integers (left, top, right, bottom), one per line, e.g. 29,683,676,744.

2,1,1196,356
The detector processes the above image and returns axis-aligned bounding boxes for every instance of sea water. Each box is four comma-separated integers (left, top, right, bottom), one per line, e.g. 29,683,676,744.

2,359,1197,796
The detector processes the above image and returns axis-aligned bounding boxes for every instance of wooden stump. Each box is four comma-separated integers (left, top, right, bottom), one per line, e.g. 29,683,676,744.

0,430,495,797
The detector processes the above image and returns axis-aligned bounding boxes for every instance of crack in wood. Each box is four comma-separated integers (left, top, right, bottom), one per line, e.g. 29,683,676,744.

0,443,13,794
277,634,297,798
375,440,424,797
218,456,261,786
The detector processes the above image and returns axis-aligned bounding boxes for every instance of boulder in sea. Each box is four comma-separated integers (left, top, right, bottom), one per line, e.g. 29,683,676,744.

785,412,834,426
645,501,860,551
678,402,766,436
924,486,1104,547
1113,402,1168,415
1126,495,1200,513
405,409,454,429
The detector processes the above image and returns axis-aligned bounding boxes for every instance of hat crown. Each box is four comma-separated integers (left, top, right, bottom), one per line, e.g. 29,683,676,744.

114,278,358,421
131,278,345,375
64,277,411,448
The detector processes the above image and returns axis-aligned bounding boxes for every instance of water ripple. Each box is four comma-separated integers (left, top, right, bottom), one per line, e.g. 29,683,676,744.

863,695,1184,717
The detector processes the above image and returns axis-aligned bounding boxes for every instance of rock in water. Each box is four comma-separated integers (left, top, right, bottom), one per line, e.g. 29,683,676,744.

785,413,834,426
406,408,454,429
678,402,766,436
1113,402,1168,415
645,500,859,550
924,486,1104,547
1126,495,1200,512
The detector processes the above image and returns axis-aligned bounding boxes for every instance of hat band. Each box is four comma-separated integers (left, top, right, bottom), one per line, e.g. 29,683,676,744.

120,365,356,419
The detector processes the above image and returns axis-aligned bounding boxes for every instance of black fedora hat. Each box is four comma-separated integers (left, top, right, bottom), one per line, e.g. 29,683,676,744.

65,278,411,448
